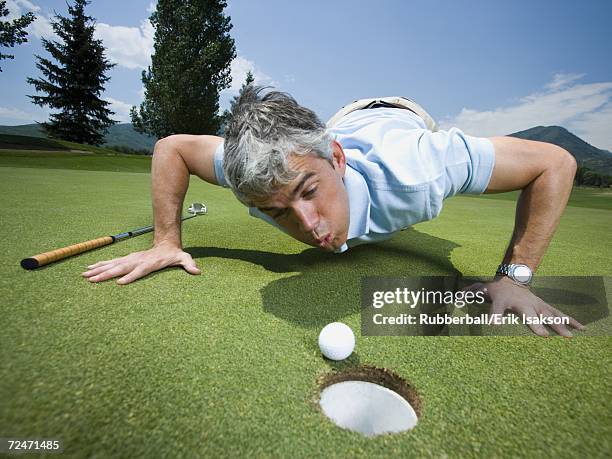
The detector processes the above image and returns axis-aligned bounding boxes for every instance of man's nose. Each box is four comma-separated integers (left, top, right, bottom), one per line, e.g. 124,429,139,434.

292,202,318,233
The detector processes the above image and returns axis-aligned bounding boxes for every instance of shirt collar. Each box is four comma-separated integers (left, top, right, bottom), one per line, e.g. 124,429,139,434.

335,161,371,253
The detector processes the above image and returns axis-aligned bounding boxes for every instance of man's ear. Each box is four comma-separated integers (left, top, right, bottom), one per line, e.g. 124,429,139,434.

331,140,347,176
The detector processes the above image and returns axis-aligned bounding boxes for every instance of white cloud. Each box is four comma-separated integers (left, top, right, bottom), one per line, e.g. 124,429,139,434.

146,1,157,14
105,97,133,122
0,98,137,125
0,0,139,69
545,72,585,91
6,0,155,69
5,0,55,39
0,98,136,125
94,20,154,70
441,73,612,151
223,55,277,96
0,106,34,121
5,0,40,17
568,103,612,151
0,105,48,123
29,13,54,39
218,55,277,111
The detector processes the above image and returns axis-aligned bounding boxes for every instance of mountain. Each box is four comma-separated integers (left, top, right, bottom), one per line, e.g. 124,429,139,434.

0,123,157,152
509,126,612,176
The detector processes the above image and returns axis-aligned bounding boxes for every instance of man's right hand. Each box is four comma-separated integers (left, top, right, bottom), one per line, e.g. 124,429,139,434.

81,242,201,285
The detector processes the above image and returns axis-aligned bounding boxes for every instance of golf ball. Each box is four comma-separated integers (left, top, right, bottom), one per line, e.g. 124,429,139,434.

318,322,355,361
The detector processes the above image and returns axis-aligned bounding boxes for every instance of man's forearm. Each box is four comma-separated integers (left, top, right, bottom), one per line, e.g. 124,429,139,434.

469,138,583,336
81,135,219,285
502,148,576,271
151,138,191,248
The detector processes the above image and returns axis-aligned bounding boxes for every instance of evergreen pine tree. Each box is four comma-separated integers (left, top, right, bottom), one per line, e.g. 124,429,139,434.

0,0,35,71
224,70,255,116
230,70,254,112
27,0,115,145
131,0,236,138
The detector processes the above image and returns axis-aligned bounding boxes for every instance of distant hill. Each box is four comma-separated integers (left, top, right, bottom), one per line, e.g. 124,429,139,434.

0,134,70,151
0,133,143,155
509,126,612,175
0,123,157,152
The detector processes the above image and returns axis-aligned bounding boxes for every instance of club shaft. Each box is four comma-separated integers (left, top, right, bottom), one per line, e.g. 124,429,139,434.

111,213,197,241
20,213,200,270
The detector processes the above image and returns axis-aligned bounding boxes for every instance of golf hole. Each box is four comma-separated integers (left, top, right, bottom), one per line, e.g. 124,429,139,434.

317,366,421,437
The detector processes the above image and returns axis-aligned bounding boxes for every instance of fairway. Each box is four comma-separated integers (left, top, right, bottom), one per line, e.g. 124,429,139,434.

1,163,611,457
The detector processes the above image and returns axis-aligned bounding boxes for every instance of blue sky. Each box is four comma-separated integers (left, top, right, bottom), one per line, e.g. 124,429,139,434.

1,0,611,149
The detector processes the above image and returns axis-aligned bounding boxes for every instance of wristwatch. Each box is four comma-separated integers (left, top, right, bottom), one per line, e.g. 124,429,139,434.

496,263,533,285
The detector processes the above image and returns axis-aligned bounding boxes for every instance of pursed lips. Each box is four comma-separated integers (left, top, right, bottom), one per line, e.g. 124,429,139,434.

315,233,333,248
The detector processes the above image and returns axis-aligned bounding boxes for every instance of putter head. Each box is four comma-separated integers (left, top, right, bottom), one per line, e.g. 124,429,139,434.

188,202,207,215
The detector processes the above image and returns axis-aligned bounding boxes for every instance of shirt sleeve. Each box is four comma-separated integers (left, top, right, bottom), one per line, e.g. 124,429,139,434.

213,142,230,188
410,127,496,222
421,127,496,196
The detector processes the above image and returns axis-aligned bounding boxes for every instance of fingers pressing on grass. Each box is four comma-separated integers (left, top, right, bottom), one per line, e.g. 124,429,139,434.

176,252,201,275
86,260,115,269
81,247,201,285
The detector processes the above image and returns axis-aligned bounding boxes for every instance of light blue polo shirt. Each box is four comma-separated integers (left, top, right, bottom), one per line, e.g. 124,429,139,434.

213,107,495,253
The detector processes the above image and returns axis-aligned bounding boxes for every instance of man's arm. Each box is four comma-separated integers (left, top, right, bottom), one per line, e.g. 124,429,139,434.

151,135,223,247
486,136,576,269
82,135,223,284
469,136,585,336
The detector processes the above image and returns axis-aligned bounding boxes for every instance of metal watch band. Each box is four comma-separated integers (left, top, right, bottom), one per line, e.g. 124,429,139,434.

496,263,511,277
496,263,532,285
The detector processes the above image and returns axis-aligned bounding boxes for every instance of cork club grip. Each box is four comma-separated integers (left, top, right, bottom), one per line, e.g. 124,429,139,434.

21,236,114,270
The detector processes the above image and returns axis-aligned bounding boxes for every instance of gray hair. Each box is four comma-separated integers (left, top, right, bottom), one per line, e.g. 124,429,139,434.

223,85,333,205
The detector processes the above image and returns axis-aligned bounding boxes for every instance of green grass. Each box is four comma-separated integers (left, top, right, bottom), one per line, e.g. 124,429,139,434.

0,164,611,458
468,186,612,211
0,149,152,173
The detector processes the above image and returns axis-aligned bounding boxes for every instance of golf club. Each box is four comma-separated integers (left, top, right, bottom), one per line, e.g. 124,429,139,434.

20,202,207,270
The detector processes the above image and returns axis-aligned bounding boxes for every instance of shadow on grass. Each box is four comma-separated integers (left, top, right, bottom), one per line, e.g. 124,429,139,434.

185,228,460,328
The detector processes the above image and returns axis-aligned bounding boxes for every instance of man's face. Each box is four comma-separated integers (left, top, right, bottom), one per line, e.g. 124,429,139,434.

251,141,350,252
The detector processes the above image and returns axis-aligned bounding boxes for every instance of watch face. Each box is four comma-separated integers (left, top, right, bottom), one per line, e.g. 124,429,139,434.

512,265,532,283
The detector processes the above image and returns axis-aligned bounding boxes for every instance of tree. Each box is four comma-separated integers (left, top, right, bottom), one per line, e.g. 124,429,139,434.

27,0,115,145
575,163,612,188
574,163,587,186
0,0,35,71
229,70,254,112
131,0,236,138
219,70,254,134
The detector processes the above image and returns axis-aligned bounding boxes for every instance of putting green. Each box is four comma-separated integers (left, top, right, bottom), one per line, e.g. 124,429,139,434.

1,164,610,458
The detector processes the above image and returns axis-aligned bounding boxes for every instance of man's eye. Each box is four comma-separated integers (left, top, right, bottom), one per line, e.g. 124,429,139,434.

303,187,317,199
273,209,288,219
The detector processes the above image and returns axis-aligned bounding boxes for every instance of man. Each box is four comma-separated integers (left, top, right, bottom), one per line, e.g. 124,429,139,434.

82,86,584,337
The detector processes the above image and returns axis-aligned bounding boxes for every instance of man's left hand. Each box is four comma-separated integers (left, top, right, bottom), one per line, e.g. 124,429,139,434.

464,276,586,337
